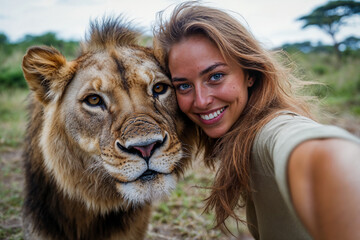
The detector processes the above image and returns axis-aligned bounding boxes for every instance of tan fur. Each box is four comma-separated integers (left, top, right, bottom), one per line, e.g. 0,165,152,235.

21,17,195,240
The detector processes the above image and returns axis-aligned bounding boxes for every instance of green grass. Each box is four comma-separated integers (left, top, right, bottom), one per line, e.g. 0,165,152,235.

289,52,360,116
0,182,23,240
0,150,24,240
0,89,27,239
0,89,28,151
147,163,248,239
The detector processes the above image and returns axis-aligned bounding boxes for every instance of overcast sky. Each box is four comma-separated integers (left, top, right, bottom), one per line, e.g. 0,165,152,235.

0,0,359,48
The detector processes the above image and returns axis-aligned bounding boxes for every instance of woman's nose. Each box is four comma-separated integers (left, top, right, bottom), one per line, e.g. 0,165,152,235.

193,85,212,109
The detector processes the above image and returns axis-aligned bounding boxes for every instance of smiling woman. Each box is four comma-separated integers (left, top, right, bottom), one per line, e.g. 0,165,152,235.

169,34,253,138
153,1,360,239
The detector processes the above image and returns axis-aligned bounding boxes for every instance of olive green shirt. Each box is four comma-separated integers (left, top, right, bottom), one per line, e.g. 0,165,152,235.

247,112,360,239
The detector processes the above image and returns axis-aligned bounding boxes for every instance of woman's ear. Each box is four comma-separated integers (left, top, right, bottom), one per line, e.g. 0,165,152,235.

247,76,255,87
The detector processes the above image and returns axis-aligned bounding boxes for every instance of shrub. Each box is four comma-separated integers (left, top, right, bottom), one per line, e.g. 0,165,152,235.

0,68,27,90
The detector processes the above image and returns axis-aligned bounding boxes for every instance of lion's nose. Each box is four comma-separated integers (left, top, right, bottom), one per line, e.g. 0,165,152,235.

116,135,167,162
133,142,157,159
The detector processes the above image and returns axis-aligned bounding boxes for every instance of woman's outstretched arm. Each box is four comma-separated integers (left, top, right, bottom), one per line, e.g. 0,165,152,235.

288,138,360,240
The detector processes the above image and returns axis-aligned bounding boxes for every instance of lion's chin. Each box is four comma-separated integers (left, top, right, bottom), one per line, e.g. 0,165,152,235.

116,173,176,206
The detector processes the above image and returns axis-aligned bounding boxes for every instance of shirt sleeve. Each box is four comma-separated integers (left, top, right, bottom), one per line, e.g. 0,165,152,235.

254,112,360,214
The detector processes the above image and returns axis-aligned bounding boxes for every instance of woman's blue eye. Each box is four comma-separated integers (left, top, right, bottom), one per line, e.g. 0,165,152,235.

178,84,191,91
210,73,223,81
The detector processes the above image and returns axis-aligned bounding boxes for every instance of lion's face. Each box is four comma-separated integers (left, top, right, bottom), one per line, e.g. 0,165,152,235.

62,47,183,205
22,43,192,211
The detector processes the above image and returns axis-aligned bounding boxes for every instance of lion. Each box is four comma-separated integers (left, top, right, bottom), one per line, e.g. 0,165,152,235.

21,17,195,240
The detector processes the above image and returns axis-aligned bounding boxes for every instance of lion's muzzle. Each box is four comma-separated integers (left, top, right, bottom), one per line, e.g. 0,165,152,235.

117,114,166,159
116,134,167,160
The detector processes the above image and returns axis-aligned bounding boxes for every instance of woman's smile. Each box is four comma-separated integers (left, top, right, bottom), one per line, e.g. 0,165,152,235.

198,107,227,124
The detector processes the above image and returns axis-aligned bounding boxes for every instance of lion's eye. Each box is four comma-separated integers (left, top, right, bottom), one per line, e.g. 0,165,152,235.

84,94,104,107
152,83,168,96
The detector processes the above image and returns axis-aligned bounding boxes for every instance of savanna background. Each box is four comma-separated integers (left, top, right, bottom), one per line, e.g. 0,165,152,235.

1,1,360,239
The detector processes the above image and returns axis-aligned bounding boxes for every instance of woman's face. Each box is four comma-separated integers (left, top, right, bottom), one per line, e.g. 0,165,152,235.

168,35,253,138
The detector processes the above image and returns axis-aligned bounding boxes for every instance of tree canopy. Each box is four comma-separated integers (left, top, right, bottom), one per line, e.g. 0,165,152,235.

297,0,360,59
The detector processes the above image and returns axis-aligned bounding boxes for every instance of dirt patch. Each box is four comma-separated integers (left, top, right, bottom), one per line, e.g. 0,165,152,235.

326,114,360,137
0,150,23,185
0,149,24,240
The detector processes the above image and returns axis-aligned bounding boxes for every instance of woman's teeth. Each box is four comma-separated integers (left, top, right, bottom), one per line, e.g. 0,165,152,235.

200,107,225,120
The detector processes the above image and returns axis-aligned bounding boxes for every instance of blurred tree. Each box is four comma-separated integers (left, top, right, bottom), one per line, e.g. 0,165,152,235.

282,41,314,53
19,32,79,58
22,32,61,46
0,32,79,90
342,36,360,56
342,36,360,49
297,0,360,60
0,32,8,45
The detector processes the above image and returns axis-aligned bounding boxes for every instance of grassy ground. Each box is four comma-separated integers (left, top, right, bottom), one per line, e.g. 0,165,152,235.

146,160,251,240
290,52,360,117
0,89,26,240
0,89,28,151
0,150,23,240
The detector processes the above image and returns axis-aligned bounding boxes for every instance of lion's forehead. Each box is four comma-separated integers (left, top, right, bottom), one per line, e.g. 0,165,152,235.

79,47,160,87
121,48,157,69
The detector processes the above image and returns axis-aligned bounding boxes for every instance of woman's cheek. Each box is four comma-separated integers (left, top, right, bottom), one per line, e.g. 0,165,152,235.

176,94,191,114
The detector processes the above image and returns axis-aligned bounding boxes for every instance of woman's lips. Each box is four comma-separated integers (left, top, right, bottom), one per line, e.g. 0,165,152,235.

197,107,226,124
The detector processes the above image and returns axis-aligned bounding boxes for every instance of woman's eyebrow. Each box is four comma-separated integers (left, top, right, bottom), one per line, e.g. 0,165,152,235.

171,62,226,82
171,77,187,82
199,62,226,76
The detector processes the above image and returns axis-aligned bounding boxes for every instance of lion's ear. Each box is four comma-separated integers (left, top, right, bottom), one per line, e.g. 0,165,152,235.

22,46,77,104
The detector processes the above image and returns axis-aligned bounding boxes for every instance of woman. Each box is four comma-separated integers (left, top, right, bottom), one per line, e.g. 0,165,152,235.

153,2,360,239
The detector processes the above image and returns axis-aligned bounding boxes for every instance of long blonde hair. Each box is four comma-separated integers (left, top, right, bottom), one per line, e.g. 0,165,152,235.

154,1,315,232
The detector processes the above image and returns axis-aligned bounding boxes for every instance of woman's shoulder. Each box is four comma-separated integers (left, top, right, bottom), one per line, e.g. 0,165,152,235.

263,111,317,130
252,110,360,172
257,111,358,144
